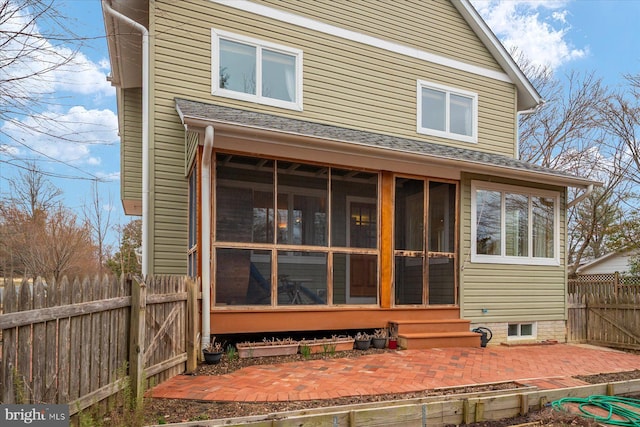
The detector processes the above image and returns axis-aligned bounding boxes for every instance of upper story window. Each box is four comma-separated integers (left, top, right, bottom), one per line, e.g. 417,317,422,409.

417,80,477,143
471,181,559,266
212,29,303,111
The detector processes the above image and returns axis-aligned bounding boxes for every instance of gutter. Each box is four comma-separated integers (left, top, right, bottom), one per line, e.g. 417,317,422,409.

102,1,151,276
201,126,214,349
567,184,594,209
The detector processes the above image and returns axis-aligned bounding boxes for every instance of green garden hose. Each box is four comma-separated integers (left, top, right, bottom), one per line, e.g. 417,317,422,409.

552,395,640,426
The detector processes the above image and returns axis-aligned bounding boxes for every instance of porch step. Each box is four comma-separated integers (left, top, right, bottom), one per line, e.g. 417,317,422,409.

390,319,472,334
398,331,481,349
389,319,481,349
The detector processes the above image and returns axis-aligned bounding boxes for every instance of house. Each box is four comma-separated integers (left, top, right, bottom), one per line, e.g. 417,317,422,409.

102,0,595,348
576,249,639,275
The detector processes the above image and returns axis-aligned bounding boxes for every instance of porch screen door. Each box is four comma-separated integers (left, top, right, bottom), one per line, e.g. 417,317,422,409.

394,178,457,305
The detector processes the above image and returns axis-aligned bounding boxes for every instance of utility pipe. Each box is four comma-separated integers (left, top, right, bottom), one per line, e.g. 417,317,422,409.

201,126,214,348
102,1,150,276
515,102,543,160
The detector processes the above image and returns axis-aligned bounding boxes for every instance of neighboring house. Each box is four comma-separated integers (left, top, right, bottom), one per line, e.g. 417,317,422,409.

102,0,595,348
576,249,639,275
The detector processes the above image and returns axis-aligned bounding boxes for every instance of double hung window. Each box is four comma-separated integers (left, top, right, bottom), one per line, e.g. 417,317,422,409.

212,29,303,110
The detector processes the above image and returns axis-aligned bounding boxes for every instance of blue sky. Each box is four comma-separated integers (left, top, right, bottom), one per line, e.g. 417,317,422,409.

1,0,639,250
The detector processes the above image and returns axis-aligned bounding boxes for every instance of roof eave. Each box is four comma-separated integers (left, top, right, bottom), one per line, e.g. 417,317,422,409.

101,0,147,89
178,110,596,190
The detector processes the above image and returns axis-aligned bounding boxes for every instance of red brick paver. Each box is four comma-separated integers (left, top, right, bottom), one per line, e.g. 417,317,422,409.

147,344,640,402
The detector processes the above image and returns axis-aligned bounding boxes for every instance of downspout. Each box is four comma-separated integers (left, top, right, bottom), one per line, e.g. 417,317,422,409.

567,184,594,209
516,102,543,160
201,126,214,348
102,1,151,276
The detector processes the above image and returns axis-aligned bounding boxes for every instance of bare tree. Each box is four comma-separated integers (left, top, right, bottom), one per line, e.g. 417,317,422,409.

515,58,640,272
83,181,113,271
0,0,80,143
1,203,97,281
599,75,640,186
6,161,62,218
0,164,99,279
519,70,608,170
106,219,142,277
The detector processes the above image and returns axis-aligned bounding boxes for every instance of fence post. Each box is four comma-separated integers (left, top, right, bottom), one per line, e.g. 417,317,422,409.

186,278,199,373
129,276,147,409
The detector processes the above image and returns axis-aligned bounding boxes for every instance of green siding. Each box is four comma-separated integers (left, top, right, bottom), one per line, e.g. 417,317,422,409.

121,88,142,204
257,0,503,72
152,0,517,157
459,173,567,323
144,0,523,274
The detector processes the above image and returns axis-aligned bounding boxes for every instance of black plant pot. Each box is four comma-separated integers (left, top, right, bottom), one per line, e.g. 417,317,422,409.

372,337,386,349
355,339,371,351
203,351,223,364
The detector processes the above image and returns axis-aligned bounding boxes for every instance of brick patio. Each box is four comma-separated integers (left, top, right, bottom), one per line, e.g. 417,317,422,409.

147,344,640,402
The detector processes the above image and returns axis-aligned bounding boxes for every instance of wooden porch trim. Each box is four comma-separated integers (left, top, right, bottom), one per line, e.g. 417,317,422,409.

380,171,394,308
210,307,461,334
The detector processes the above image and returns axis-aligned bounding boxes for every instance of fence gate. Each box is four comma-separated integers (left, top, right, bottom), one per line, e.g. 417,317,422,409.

0,275,198,416
586,293,640,350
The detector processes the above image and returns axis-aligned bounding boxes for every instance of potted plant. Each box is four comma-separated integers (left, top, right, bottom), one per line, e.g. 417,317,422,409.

203,339,224,364
236,337,299,358
299,335,355,354
372,328,387,349
354,332,371,350
388,333,398,350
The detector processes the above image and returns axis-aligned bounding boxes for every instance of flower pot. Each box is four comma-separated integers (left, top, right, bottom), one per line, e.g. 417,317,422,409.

203,351,223,364
355,338,371,350
388,339,398,350
237,341,299,358
300,337,355,354
372,337,386,349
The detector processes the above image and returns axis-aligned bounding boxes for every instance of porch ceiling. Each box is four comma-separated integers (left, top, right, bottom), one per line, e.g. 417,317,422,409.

175,98,597,189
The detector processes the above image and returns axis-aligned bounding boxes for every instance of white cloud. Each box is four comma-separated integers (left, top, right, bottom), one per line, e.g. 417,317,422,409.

102,203,113,212
96,171,121,182
50,51,114,96
471,0,588,71
0,1,113,104
0,145,20,156
1,106,119,165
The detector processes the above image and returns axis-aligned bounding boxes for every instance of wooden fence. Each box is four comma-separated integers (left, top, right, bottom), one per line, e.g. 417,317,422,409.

0,275,199,415
567,273,640,350
568,272,640,295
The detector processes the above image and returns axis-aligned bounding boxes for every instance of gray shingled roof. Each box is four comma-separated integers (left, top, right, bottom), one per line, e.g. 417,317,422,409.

175,98,594,187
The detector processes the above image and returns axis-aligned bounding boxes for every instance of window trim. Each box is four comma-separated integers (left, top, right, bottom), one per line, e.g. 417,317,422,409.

212,28,303,111
471,181,560,266
507,322,537,341
416,80,478,143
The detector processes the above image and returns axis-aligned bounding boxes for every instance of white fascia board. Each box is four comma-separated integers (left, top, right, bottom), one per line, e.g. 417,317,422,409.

211,0,513,85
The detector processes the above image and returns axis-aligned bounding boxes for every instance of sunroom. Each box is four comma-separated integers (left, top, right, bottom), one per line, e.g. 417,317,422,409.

176,98,593,339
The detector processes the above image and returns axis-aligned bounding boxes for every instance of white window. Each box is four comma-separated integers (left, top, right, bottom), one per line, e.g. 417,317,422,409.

212,29,303,110
417,81,477,143
508,323,536,340
471,181,559,265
